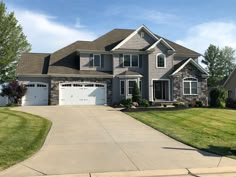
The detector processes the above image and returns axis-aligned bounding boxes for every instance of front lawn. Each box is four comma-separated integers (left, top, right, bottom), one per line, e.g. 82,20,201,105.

127,108,236,159
0,108,51,170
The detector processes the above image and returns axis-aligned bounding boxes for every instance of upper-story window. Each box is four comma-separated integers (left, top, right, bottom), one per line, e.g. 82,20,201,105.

156,53,166,68
89,54,101,67
183,77,198,95
123,54,139,67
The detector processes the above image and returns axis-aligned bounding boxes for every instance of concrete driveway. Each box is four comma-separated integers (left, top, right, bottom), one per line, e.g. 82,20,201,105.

1,106,236,177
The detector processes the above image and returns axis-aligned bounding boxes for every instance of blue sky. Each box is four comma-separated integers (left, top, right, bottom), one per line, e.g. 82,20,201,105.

3,0,236,53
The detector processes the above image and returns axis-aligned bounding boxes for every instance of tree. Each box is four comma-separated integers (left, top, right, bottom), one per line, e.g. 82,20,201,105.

209,87,226,108
132,82,141,103
204,44,236,87
0,1,31,83
0,81,27,104
220,46,236,77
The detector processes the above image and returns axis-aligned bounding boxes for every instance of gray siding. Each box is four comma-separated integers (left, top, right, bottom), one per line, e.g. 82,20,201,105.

148,43,175,101
120,29,155,50
225,70,236,99
80,53,113,71
112,53,149,104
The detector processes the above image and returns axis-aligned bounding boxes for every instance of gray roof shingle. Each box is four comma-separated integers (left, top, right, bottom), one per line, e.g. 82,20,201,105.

17,28,201,75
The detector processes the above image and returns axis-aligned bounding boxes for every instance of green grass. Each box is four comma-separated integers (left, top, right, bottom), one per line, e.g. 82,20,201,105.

127,108,236,159
0,108,51,170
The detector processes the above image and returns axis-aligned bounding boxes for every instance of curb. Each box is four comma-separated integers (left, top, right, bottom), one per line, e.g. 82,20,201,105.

32,166,236,177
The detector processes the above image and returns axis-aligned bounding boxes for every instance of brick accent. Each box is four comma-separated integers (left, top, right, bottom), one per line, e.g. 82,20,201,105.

172,63,208,105
50,77,112,105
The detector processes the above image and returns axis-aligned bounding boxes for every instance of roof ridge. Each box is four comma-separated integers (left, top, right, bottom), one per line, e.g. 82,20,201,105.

22,52,51,55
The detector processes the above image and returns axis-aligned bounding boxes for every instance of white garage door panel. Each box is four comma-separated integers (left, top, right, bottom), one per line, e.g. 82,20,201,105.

59,82,106,105
22,82,48,106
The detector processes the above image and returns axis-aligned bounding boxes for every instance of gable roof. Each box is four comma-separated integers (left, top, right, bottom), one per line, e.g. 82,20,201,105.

16,53,50,75
171,58,208,76
111,25,158,51
224,68,236,87
17,26,202,75
147,38,175,51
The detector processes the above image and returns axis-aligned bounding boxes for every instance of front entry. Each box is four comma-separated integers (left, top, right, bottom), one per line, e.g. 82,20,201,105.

153,80,169,101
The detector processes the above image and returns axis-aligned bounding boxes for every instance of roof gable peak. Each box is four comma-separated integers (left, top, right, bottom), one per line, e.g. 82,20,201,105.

112,25,158,51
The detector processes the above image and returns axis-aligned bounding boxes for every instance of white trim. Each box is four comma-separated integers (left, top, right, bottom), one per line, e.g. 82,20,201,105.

171,58,209,76
112,25,159,51
182,77,198,95
147,38,175,51
117,75,143,78
123,54,139,68
120,80,125,96
151,79,171,101
156,53,166,68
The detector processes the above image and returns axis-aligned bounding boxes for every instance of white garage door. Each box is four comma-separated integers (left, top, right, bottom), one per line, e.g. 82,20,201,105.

59,82,106,105
22,82,48,106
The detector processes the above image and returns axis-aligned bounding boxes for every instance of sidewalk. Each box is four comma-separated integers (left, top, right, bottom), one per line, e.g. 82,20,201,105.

33,166,236,177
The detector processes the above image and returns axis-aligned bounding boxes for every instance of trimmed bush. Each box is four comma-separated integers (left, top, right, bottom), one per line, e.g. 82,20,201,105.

139,99,150,107
209,87,226,108
120,98,132,108
226,98,236,109
132,82,141,103
195,100,203,107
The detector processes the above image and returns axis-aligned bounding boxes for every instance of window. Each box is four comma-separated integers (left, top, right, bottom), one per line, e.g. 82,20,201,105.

228,90,233,98
140,31,145,38
132,55,139,67
95,84,104,87
124,55,130,67
183,78,198,95
139,80,142,93
26,84,35,87
156,54,166,68
94,54,101,67
123,54,139,67
89,54,101,67
128,80,136,95
120,80,125,95
37,84,46,87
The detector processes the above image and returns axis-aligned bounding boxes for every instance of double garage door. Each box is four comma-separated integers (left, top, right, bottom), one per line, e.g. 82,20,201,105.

22,82,48,106
59,82,106,105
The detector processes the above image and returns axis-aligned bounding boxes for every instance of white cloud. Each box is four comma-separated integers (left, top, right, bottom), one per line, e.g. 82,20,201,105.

105,6,177,25
176,21,236,54
10,7,96,53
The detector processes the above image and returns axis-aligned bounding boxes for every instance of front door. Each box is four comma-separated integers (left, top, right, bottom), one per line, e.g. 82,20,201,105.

153,80,169,101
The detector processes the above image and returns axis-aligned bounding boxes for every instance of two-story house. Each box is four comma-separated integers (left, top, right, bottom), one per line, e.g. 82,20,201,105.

16,25,208,106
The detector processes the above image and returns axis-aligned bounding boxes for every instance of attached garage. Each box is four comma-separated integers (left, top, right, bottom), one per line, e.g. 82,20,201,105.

22,82,49,106
59,82,106,105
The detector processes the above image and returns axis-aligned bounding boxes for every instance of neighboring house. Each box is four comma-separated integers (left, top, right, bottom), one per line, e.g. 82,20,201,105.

16,25,208,106
224,68,236,100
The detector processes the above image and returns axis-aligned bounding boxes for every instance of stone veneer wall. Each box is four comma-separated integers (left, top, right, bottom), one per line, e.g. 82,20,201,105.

50,77,112,105
172,63,208,105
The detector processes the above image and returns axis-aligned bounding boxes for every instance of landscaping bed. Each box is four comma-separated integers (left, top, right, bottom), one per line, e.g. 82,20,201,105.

0,108,51,170
127,108,236,159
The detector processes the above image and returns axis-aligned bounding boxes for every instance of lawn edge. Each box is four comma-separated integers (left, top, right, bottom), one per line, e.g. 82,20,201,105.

0,108,52,171
126,109,236,160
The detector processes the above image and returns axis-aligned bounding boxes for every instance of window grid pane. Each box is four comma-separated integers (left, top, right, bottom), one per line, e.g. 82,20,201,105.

157,54,165,67
120,81,125,95
132,55,139,67
128,81,136,95
94,55,100,67
124,55,130,67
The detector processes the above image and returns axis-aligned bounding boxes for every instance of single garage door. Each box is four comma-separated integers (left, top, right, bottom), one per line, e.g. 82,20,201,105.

59,82,106,105
22,82,48,106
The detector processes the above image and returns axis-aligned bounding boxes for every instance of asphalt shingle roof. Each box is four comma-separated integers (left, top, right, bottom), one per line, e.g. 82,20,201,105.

17,28,201,75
